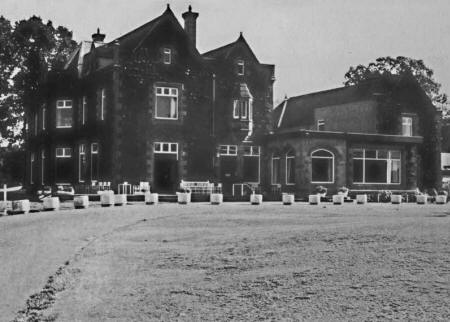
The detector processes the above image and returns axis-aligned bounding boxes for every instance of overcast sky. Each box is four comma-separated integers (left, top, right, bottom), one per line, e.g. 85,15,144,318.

3,0,450,106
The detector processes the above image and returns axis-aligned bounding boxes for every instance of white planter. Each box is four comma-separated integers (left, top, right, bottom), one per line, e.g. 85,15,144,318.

332,194,344,205
436,195,447,204
309,194,320,205
74,195,89,209
0,201,8,214
100,191,114,207
145,192,159,205
114,194,127,206
282,194,294,205
416,194,427,205
250,194,263,205
177,192,191,204
43,197,60,211
391,194,402,204
12,200,30,214
356,194,367,204
210,193,223,205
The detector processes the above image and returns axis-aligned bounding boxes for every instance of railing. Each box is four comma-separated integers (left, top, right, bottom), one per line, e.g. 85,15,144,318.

232,183,259,196
180,180,219,194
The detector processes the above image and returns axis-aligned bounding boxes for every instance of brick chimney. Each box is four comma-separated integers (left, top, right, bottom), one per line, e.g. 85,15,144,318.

91,28,106,43
182,5,199,47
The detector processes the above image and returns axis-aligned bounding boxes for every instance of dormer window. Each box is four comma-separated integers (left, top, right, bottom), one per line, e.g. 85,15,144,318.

163,48,171,64
317,119,325,131
237,60,244,75
402,116,412,136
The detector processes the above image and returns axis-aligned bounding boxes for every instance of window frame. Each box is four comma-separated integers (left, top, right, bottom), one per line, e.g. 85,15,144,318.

218,145,238,156
78,144,86,183
311,149,335,184
41,149,45,185
285,150,296,185
155,86,179,120
352,149,401,185
82,96,87,125
237,60,245,76
402,116,413,136
56,147,72,158
243,146,260,183
42,107,46,130
55,99,73,128
163,48,171,64
317,119,325,131
30,152,35,184
271,153,281,185
100,89,106,121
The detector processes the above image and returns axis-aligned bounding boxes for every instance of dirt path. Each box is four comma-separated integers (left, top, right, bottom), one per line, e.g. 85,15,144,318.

27,203,450,321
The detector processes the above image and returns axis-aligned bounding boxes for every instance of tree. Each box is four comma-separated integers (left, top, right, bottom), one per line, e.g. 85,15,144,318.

344,56,447,107
0,15,77,146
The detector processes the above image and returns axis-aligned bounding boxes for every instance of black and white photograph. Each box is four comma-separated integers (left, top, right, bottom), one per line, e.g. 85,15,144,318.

1,0,450,320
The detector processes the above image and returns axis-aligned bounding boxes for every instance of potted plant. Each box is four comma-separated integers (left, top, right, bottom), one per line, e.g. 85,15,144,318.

314,185,327,197
391,192,402,204
114,194,127,206
416,192,427,205
282,192,295,205
74,195,89,209
100,190,114,207
337,186,349,197
145,191,159,205
356,194,368,204
250,186,263,205
12,199,30,214
380,190,392,203
43,196,60,211
436,190,448,204
177,188,191,204
332,194,344,205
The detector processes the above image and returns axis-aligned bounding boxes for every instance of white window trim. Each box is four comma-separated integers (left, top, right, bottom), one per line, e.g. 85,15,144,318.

34,113,38,135
219,145,238,156
56,99,73,128
42,107,46,130
155,86,179,120
271,155,281,185
286,152,295,185
243,146,260,184
402,116,413,137
41,149,45,185
79,144,86,183
353,149,401,185
154,142,178,160
163,48,171,64
30,153,35,184
56,147,72,158
233,100,239,119
317,119,325,131
237,60,245,76
311,149,335,184
91,143,99,182
101,89,105,121
82,96,87,125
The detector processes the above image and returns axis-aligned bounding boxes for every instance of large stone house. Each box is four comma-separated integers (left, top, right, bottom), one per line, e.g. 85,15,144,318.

25,5,440,196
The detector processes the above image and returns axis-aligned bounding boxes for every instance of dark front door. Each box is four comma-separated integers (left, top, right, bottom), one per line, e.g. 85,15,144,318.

219,156,238,194
154,154,178,193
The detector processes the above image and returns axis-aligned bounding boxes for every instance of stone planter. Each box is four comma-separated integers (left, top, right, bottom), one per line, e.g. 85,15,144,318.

12,199,30,214
391,194,402,204
100,191,114,207
416,194,427,205
332,194,344,205
282,194,294,205
114,194,127,206
309,194,320,205
177,192,191,204
43,197,60,211
250,194,263,205
210,193,223,205
436,195,447,204
356,194,367,204
74,195,89,209
145,192,159,205
0,201,7,214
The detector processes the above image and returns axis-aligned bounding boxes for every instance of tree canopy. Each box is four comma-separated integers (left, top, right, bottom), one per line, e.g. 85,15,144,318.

0,15,77,146
344,56,447,108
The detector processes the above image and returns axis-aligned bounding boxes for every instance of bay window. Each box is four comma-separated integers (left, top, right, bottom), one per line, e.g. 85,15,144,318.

353,149,401,184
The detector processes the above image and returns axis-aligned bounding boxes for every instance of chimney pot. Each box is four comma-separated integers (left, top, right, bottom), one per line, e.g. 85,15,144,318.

182,5,199,47
92,27,106,43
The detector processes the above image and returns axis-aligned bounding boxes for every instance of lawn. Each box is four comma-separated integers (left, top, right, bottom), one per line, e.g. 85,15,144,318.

15,202,450,321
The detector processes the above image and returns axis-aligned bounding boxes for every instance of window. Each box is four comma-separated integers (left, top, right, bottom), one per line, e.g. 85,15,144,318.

154,142,178,154
56,100,73,128
82,96,87,125
42,107,46,130
271,153,281,184
34,113,38,135
286,150,295,185
243,146,260,183
56,147,72,158
402,116,412,136
352,149,401,184
41,149,45,185
100,89,106,121
163,48,171,64
30,153,35,184
317,119,325,131
233,100,252,120
79,144,87,182
91,143,99,181
218,145,237,156
237,60,245,75
155,87,178,119
311,149,334,183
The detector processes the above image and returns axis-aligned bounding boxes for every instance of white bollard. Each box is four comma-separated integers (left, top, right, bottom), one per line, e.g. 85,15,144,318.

356,194,367,204
332,194,344,205
12,200,30,214
309,194,320,205
114,194,127,206
436,195,447,204
74,195,89,209
43,197,60,211
210,193,223,205
177,192,191,204
416,194,427,205
145,192,159,205
250,194,263,205
282,193,294,205
100,191,114,207
391,194,402,204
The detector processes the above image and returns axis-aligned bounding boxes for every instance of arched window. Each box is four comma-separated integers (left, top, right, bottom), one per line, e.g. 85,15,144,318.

311,149,334,183
271,152,281,184
286,149,295,185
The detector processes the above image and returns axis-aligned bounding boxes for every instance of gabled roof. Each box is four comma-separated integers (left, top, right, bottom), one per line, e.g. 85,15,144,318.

202,32,260,63
64,41,94,76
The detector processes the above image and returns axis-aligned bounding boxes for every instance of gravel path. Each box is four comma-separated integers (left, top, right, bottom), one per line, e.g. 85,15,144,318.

15,202,449,321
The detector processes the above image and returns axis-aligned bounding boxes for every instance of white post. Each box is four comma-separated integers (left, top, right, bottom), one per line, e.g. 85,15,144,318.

3,184,6,202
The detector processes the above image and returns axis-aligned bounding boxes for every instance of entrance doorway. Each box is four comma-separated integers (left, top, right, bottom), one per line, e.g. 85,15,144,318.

219,156,238,194
153,154,178,193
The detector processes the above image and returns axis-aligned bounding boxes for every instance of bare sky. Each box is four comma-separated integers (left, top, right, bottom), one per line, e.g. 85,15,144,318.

3,0,450,106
